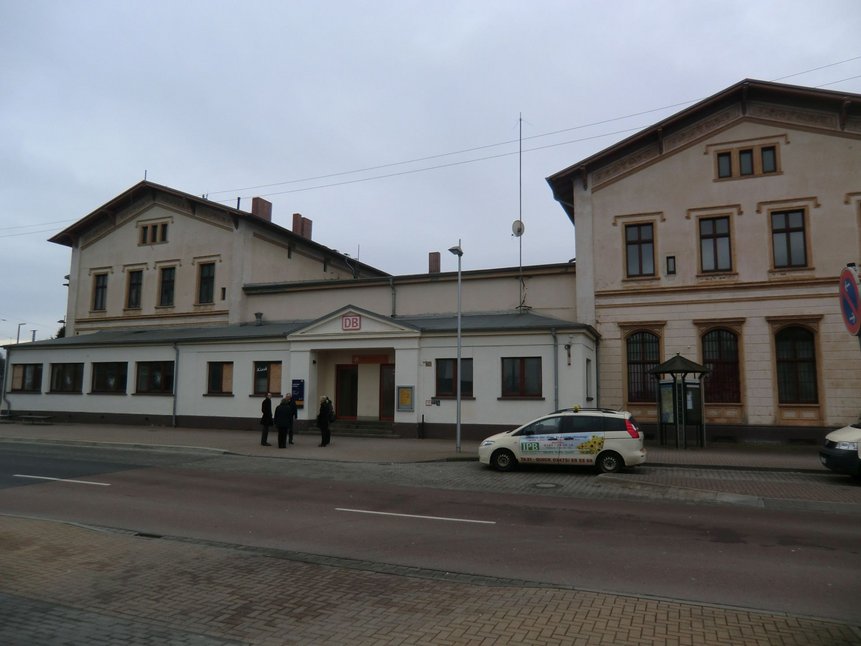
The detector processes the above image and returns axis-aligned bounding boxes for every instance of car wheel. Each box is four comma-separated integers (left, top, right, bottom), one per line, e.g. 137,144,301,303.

597,451,624,474
491,449,517,472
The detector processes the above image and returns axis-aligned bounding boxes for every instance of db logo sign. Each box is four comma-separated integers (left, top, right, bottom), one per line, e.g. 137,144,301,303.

342,315,361,331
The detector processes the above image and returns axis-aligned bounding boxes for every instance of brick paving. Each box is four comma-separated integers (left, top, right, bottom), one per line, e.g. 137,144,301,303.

2,516,859,645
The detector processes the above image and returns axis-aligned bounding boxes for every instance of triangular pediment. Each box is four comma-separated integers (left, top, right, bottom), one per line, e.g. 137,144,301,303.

289,305,420,340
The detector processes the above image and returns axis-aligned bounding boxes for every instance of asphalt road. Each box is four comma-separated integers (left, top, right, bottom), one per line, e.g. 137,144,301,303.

2,442,859,625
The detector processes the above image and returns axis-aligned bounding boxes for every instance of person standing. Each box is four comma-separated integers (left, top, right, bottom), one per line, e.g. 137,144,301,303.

274,393,298,448
259,393,273,446
317,395,334,447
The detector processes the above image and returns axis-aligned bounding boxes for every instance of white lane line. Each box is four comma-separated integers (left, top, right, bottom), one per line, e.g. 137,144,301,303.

14,474,110,487
336,507,495,524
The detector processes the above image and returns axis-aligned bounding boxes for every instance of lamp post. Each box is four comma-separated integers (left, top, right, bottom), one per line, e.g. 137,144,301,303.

448,240,463,453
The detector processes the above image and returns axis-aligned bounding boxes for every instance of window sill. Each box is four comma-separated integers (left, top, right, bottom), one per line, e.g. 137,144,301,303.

204,393,235,397
88,391,128,396
47,391,83,395
132,392,174,396
497,396,545,401
10,390,42,395
433,395,476,400
621,275,659,284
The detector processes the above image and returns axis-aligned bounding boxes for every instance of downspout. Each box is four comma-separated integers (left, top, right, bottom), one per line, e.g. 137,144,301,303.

594,337,601,407
551,329,559,411
1,348,10,415
390,276,396,317
172,343,179,427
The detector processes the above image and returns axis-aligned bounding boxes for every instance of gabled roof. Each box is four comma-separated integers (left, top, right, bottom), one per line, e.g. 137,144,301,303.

649,354,709,376
547,79,861,222
48,180,388,277
6,310,596,350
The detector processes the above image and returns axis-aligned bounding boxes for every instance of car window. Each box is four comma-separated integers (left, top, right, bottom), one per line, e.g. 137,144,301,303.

602,417,627,432
569,415,601,433
515,416,562,436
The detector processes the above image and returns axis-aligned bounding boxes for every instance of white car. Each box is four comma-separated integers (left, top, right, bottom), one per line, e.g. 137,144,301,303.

478,408,646,474
819,423,861,478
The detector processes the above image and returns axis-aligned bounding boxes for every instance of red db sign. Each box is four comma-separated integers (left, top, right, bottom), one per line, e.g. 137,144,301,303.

342,315,361,331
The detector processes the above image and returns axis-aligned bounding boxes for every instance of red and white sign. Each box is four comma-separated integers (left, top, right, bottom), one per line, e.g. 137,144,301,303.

839,266,861,336
342,314,362,331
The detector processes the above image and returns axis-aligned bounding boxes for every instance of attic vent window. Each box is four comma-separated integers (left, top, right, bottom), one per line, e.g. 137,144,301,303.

714,144,780,180
139,222,169,245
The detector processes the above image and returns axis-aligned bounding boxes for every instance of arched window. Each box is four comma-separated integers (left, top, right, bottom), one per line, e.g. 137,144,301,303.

775,326,818,404
626,331,659,402
701,329,740,403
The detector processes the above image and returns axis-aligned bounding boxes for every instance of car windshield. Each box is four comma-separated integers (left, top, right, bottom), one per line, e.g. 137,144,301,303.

514,416,562,436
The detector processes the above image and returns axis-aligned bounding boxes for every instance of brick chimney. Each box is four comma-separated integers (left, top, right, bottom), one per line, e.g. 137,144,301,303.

292,213,312,240
429,251,441,274
251,197,272,221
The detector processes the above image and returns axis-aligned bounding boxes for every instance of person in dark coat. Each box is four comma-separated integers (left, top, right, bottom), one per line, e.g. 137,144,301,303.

274,393,298,448
259,393,273,446
316,395,334,447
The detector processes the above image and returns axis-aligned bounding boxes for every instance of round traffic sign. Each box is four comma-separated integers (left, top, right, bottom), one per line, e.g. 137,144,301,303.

839,266,861,336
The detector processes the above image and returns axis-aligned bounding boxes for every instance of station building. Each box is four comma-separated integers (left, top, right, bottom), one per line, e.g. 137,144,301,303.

3,79,860,443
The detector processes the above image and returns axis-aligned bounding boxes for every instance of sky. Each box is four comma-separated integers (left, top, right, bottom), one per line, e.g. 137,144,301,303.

1,0,860,345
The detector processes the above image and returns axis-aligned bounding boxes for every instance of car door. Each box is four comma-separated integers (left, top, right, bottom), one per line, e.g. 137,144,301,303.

512,415,564,464
558,414,605,466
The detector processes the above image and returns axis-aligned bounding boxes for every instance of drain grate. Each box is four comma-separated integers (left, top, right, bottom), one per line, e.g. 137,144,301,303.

533,483,561,489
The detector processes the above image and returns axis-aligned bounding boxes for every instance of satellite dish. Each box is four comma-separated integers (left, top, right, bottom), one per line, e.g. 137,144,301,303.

512,220,525,237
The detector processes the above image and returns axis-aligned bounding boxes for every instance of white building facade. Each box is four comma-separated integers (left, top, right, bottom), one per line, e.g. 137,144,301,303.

2,181,596,439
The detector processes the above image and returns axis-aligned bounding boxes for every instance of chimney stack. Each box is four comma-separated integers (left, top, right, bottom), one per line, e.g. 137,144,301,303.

429,252,441,274
292,213,312,240
251,197,272,221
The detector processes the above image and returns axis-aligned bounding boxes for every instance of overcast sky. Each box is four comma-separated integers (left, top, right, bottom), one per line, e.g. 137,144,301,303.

1,0,859,345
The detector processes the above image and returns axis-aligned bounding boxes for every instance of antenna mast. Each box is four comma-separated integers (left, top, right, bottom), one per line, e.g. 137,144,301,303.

518,113,524,309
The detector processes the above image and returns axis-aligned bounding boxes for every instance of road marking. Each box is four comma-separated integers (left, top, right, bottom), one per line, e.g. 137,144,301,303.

336,507,495,524
14,474,110,486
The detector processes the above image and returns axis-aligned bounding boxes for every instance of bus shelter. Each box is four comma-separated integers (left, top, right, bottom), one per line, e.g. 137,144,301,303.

649,354,709,449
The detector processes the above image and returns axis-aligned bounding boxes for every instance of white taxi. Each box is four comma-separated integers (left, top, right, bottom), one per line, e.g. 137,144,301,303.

478,407,646,474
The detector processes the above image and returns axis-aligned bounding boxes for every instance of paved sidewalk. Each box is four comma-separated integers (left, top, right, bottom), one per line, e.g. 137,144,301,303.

0,421,827,471
1,515,859,645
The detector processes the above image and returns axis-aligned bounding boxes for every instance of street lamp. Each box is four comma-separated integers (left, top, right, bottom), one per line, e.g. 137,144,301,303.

448,240,463,453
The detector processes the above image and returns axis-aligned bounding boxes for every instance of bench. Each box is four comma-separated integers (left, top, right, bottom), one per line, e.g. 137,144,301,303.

18,415,54,425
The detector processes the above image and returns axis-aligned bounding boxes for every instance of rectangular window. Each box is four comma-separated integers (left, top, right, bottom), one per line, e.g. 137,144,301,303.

699,216,732,272
139,222,168,245
198,262,215,304
11,364,42,392
253,361,281,395
761,146,777,173
159,266,175,307
717,152,732,178
126,270,143,309
136,361,175,394
207,362,234,394
738,149,754,176
92,362,128,394
771,209,807,268
435,358,474,397
625,223,654,277
93,273,108,311
50,363,84,393
501,357,542,398
715,143,780,179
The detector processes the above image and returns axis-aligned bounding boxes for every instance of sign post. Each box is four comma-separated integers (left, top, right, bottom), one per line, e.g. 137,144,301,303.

839,264,861,350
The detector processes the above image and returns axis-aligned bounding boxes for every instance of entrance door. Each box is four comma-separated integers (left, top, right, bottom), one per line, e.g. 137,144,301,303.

335,364,358,420
379,364,395,421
